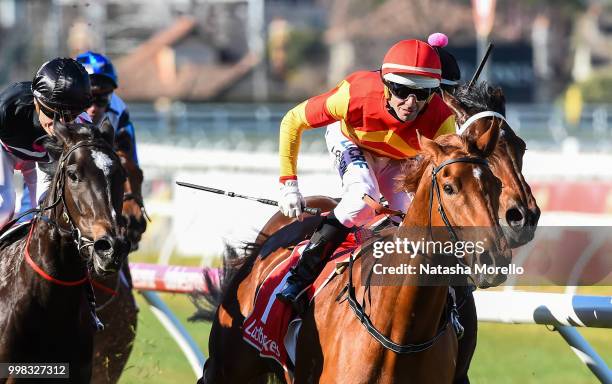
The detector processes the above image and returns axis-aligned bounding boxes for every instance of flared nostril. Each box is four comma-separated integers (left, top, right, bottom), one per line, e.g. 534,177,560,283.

94,237,114,255
506,207,525,228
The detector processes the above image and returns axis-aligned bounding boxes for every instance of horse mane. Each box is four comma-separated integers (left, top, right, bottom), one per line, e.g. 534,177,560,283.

396,134,470,193
453,82,506,116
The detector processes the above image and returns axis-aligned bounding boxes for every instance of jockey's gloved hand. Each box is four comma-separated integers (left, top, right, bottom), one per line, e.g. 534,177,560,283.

279,179,305,220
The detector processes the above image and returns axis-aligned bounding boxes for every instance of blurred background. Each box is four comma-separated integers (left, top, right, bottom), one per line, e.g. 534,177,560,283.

2,1,611,383
3,0,612,256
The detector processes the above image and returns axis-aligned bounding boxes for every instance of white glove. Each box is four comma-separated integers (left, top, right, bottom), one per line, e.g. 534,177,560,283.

279,179,305,220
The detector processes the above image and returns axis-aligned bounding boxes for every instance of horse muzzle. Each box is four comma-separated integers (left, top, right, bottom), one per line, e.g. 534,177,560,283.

502,203,541,248
92,235,131,275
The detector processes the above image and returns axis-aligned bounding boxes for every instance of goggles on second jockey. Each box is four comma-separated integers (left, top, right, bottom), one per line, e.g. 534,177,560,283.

91,92,112,108
384,80,436,102
37,98,82,123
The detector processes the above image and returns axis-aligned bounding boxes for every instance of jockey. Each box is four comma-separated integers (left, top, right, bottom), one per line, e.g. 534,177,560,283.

75,51,139,164
428,32,462,94
0,58,91,227
276,39,456,309
18,52,141,220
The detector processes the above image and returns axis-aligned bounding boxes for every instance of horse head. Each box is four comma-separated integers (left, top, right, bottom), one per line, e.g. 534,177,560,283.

442,83,540,248
47,118,131,275
399,124,511,288
115,127,147,250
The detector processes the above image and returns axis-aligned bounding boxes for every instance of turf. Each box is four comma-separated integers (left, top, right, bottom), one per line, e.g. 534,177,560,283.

117,291,611,384
118,253,611,383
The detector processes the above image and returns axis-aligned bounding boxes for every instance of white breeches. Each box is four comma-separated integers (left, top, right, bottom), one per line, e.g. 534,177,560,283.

325,122,411,228
0,149,48,227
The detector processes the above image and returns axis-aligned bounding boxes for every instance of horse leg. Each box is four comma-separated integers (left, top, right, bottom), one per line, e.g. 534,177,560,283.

200,316,280,383
453,288,478,384
91,273,138,384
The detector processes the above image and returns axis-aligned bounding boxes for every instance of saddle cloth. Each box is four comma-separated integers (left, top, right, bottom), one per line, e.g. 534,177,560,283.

241,233,362,374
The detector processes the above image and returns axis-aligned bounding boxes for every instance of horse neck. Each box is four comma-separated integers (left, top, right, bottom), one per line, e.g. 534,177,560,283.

27,192,87,285
364,168,450,344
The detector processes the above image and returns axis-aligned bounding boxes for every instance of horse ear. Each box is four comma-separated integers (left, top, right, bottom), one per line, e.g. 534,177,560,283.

441,90,469,127
53,117,71,145
417,130,443,158
474,119,500,157
98,117,115,146
490,86,506,115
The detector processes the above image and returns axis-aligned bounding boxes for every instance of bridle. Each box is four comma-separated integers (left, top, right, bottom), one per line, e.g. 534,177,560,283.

39,139,121,253
343,156,492,354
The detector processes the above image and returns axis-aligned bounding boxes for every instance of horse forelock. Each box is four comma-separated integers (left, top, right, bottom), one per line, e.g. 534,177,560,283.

454,82,506,116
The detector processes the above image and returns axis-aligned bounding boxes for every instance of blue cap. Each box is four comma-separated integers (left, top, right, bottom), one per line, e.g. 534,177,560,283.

75,51,118,88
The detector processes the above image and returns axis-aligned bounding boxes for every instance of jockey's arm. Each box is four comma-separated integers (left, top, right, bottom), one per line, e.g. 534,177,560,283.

279,81,350,181
117,110,139,165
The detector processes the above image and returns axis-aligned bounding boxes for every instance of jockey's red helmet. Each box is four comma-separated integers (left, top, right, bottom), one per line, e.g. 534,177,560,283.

381,39,441,88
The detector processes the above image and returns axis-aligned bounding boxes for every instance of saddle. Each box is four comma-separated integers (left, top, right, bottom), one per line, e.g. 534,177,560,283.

242,215,391,374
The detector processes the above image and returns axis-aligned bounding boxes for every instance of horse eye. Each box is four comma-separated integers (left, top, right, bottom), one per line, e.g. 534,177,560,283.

443,184,454,195
66,169,78,182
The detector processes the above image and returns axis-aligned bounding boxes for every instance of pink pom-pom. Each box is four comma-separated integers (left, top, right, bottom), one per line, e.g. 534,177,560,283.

428,33,448,48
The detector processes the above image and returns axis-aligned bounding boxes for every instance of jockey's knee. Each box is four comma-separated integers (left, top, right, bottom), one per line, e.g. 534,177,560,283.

333,188,377,228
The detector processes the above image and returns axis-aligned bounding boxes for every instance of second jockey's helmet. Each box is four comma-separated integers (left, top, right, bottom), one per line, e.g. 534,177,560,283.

31,57,92,112
76,51,118,90
381,39,441,88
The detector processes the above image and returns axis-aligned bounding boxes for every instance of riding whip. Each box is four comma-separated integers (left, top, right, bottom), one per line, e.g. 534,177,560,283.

176,181,321,216
468,42,494,88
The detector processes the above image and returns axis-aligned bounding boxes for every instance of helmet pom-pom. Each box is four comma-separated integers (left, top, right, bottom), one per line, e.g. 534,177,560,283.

428,33,448,48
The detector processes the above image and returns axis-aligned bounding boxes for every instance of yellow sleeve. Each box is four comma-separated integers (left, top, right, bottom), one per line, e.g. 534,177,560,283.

434,114,457,137
279,81,351,180
279,101,311,179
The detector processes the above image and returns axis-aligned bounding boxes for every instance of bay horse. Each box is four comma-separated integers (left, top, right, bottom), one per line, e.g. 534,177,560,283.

198,123,510,383
0,119,130,383
249,83,541,383
91,128,147,384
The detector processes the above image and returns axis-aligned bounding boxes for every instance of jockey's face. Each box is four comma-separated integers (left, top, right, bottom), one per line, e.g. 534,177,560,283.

86,91,112,125
388,92,426,122
385,80,434,122
34,98,79,136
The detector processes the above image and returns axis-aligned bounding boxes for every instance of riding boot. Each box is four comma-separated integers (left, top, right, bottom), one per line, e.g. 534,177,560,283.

276,214,351,313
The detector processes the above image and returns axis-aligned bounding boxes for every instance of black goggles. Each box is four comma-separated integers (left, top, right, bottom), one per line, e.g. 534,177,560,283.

37,100,81,122
91,93,111,108
385,81,436,101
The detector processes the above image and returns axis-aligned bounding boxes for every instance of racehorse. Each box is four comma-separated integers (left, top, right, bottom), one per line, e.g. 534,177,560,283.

248,83,540,382
0,119,130,383
91,128,147,384
198,122,510,383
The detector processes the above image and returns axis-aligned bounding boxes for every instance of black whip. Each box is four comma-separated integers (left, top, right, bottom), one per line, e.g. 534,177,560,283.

468,42,494,88
176,181,321,216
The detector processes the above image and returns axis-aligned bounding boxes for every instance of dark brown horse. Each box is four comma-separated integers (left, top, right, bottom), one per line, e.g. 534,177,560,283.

198,123,510,383
0,119,130,383
91,128,147,384
248,84,540,383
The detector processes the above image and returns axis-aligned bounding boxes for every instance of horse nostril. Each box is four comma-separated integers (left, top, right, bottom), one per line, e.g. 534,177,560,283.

506,207,525,228
94,237,114,254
